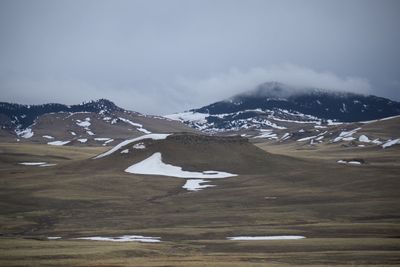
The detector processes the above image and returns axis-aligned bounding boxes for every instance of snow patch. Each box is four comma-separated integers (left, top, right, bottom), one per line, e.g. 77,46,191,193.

76,235,161,243
164,112,208,123
119,117,152,134
183,179,215,191
39,163,57,167
337,160,362,165
297,136,317,142
382,139,400,149
125,152,237,179
16,128,34,138
104,139,114,145
48,140,70,146
19,162,47,166
94,138,111,141
358,135,370,143
19,162,56,167
253,131,278,139
333,128,361,142
371,139,383,145
137,127,152,134
280,133,290,141
76,120,91,127
118,117,142,127
77,138,88,143
327,120,343,125
342,137,356,141
133,143,146,149
120,149,129,154
42,135,54,139
227,236,306,241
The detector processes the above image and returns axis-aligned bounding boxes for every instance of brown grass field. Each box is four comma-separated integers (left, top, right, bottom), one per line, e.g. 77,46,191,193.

0,134,399,266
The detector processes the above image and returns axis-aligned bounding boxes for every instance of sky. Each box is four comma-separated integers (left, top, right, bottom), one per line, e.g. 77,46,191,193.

0,0,399,114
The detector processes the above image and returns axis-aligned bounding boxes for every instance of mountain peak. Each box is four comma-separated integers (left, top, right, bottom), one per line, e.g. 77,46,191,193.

81,99,122,113
180,81,400,132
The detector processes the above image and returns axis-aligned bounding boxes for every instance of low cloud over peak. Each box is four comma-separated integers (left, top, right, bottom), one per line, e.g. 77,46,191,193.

0,64,374,114
173,64,372,111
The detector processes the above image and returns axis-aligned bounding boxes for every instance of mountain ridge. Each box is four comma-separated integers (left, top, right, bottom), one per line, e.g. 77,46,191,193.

0,98,196,144
0,99,123,130
166,82,400,132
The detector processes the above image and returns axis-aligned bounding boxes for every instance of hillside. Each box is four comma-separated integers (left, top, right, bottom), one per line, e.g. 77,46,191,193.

165,82,400,133
0,99,197,145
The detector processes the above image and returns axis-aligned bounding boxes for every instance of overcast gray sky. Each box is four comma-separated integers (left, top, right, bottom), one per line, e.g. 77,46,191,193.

1,0,399,114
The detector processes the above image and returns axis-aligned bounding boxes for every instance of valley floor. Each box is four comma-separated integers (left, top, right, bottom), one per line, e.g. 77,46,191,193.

0,141,399,266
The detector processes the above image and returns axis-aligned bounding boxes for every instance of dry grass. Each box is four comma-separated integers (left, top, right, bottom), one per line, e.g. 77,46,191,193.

0,135,399,266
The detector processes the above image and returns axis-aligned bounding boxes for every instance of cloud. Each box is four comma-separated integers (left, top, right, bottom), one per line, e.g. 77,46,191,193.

0,64,372,114
0,77,161,114
1,1,399,114
173,64,372,111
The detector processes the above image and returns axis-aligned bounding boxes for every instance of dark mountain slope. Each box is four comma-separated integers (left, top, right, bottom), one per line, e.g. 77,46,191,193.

196,82,400,122
0,99,122,130
166,82,400,132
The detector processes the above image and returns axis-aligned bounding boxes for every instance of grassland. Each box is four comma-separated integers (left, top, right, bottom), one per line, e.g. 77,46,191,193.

0,135,399,266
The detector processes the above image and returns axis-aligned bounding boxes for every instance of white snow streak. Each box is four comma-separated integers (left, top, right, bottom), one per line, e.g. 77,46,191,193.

227,236,306,241
47,140,71,146
94,134,171,159
297,136,317,142
382,138,400,149
337,160,362,165
19,162,47,166
76,235,161,243
118,117,152,134
94,138,111,141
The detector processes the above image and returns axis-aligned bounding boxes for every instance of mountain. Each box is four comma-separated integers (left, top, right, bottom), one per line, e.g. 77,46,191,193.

165,82,400,132
0,99,196,145
0,99,122,130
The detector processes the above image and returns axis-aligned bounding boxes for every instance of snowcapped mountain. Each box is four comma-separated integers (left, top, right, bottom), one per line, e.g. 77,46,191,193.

0,99,196,145
0,99,122,130
165,82,400,133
